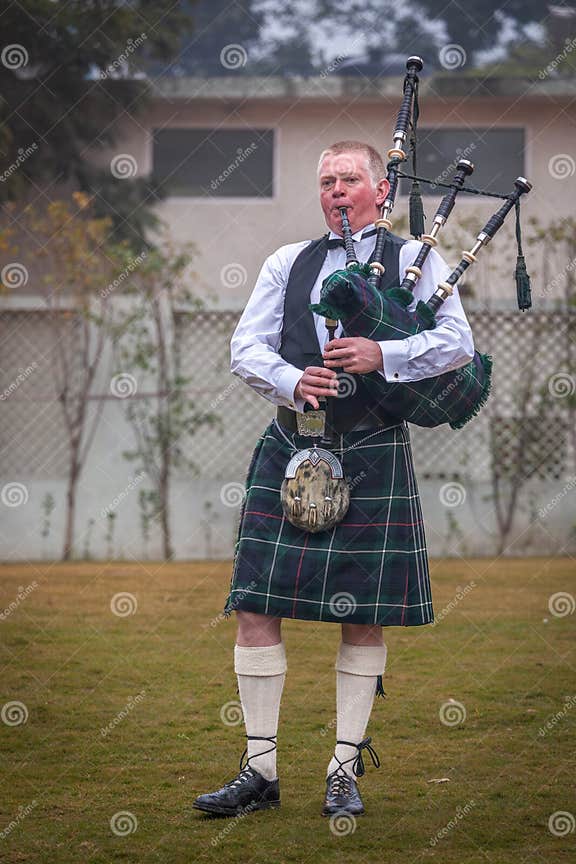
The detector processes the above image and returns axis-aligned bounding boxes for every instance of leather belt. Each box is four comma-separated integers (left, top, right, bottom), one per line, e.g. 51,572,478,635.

276,405,400,435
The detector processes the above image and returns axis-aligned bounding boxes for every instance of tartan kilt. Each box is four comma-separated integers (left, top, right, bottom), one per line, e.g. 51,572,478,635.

223,418,434,627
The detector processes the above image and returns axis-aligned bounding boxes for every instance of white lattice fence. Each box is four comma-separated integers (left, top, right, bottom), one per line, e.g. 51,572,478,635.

2,307,575,484
0,311,81,477
178,308,576,485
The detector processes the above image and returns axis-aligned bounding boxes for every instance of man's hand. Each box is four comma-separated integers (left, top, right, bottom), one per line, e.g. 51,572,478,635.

323,337,383,374
294,366,338,410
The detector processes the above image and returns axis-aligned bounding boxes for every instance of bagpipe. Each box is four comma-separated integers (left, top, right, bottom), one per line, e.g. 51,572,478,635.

309,55,533,431
279,55,533,534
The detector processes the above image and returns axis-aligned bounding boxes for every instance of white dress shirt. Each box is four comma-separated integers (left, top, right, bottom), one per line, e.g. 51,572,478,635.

230,222,475,413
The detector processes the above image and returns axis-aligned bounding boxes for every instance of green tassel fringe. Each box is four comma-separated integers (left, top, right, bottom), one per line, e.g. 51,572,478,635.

386,286,414,308
449,353,493,430
415,299,437,330
409,180,425,238
515,255,532,310
309,299,341,318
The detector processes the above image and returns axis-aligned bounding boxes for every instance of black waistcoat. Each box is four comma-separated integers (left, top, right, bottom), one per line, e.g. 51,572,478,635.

279,231,407,426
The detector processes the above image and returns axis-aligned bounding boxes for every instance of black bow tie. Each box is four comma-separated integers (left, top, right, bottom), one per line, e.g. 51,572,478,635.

326,227,378,249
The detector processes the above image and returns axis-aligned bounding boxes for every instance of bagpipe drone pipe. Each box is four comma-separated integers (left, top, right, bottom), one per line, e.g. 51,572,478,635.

310,56,533,430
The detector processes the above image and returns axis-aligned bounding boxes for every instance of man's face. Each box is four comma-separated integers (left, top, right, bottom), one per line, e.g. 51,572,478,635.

318,151,389,235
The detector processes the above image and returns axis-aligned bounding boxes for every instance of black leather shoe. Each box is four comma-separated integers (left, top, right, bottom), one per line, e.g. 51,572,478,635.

322,769,365,816
193,735,280,817
321,736,380,817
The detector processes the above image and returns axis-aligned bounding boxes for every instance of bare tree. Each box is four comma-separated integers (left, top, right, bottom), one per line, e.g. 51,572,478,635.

114,237,218,559
1,193,130,559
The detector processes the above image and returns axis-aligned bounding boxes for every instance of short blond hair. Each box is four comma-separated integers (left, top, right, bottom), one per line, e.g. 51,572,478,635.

317,140,385,186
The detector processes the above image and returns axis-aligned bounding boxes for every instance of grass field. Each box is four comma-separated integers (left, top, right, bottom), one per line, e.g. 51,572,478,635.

0,558,574,863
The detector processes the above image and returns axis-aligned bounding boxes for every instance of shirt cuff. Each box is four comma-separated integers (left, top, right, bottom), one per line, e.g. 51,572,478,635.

276,364,305,411
378,340,409,382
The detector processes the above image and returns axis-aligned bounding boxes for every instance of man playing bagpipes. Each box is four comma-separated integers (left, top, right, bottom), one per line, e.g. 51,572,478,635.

192,140,476,820
193,52,532,822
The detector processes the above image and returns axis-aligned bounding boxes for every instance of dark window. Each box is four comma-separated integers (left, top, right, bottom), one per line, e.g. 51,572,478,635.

152,128,274,197
401,128,525,196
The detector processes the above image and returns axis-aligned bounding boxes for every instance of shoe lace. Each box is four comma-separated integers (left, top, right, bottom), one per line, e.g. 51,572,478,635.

237,734,278,775
328,768,353,797
331,736,381,779
223,765,256,789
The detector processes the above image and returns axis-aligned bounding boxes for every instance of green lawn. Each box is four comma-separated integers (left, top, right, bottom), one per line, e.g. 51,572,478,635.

0,558,574,863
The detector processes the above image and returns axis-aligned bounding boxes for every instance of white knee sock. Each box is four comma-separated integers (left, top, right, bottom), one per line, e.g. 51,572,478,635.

326,641,388,780
234,642,287,782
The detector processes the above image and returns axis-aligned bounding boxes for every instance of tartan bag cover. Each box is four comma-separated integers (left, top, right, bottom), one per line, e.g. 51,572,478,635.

309,265,492,430
223,418,434,627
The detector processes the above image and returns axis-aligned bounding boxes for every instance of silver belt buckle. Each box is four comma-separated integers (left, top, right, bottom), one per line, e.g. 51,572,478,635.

296,409,326,437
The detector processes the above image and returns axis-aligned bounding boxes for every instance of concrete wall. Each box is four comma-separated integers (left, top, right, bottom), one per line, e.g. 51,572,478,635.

96,89,576,310
3,80,575,561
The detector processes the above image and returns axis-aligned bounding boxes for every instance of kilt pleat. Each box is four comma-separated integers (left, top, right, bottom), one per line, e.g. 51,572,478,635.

223,419,434,626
